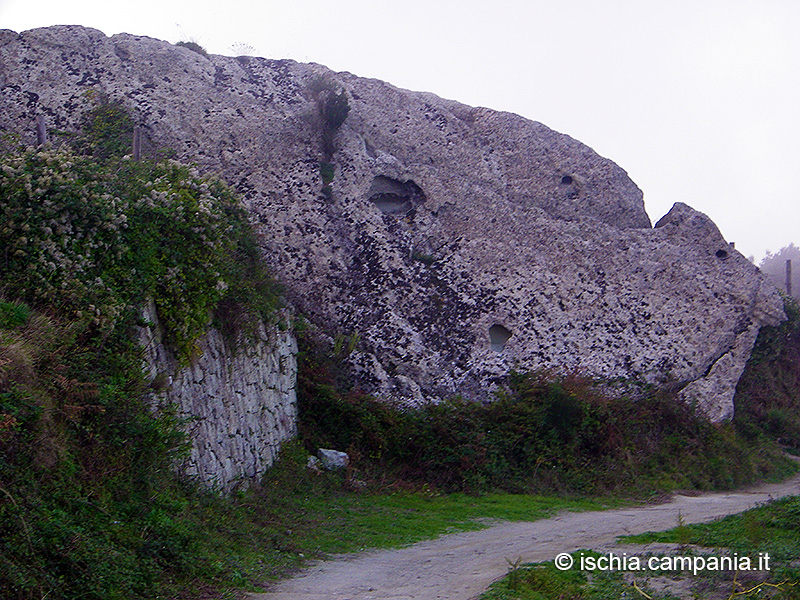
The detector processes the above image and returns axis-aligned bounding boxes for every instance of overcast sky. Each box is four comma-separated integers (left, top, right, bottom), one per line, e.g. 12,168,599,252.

2,0,798,261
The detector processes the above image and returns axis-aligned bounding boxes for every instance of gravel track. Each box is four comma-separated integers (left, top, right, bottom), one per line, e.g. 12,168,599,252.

250,471,800,600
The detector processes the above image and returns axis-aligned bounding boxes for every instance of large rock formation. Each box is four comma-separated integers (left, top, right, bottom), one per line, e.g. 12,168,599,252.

0,25,785,422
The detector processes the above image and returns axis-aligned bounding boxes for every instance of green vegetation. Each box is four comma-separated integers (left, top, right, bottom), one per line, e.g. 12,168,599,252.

309,74,351,160
411,251,437,265
624,495,800,564
0,304,190,598
480,552,799,600
0,102,280,359
0,300,30,329
0,100,281,599
74,96,135,161
175,40,208,57
481,496,800,599
735,296,800,450
319,161,335,200
481,559,592,600
320,161,335,185
299,341,794,496
316,84,350,134
242,442,616,556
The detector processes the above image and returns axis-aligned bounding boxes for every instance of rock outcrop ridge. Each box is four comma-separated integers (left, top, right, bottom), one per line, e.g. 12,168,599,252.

0,25,785,422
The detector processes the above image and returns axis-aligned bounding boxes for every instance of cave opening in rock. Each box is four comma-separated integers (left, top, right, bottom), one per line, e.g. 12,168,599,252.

489,324,512,352
368,176,426,217
716,249,729,259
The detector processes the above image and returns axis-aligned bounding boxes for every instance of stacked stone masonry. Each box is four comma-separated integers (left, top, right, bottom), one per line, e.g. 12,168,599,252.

137,300,297,494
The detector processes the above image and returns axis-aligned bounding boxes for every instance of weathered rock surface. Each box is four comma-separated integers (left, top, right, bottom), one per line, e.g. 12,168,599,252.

317,448,350,471
137,300,297,493
0,25,785,421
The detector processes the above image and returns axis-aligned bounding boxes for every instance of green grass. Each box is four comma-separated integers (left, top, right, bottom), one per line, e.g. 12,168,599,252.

252,442,621,557
622,495,800,564
45,440,620,598
480,495,800,600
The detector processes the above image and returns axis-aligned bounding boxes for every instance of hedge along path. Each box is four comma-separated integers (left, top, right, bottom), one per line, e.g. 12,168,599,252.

250,471,800,600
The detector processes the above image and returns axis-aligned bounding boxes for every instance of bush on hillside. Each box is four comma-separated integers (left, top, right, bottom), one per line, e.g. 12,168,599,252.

0,100,282,599
297,337,792,496
735,296,800,449
0,143,279,359
175,40,208,57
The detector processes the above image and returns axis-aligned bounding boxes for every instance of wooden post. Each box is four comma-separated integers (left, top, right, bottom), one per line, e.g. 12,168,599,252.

132,127,141,161
787,259,793,297
36,115,48,146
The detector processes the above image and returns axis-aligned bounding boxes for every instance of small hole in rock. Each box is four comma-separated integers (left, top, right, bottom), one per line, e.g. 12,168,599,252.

560,175,573,185
715,249,729,259
489,324,512,352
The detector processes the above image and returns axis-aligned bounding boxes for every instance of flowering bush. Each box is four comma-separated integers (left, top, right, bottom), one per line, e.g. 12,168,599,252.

0,146,275,361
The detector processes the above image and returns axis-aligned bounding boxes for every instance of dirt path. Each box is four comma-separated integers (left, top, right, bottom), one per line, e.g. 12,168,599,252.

250,472,800,600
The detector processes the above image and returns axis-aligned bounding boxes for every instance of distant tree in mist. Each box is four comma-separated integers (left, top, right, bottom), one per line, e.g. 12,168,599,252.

759,244,800,299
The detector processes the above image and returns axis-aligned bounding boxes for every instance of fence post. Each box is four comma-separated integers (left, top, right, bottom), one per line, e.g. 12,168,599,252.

132,127,141,161
787,259,793,297
36,115,48,146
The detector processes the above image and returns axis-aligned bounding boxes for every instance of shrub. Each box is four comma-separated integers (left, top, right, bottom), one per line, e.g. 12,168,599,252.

74,98,134,161
0,101,282,599
0,298,189,599
735,296,800,449
321,89,350,133
175,40,208,57
320,162,335,185
0,144,279,361
308,75,350,160
297,336,791,496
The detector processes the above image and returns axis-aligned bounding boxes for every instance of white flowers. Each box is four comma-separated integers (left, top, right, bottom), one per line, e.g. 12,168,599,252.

1,144,257,359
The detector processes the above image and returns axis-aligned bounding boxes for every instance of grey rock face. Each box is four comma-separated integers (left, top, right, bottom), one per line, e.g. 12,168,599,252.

137,300,298,493
0,26,785,422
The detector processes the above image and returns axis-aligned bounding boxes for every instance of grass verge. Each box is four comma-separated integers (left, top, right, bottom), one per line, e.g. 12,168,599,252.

248,441,621,557
480,495,800,600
